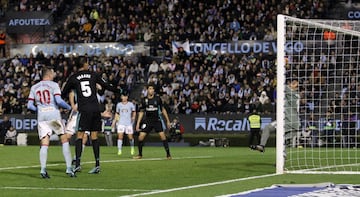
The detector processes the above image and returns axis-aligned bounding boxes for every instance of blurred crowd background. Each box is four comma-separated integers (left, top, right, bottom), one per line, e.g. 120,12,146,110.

0,0,347,116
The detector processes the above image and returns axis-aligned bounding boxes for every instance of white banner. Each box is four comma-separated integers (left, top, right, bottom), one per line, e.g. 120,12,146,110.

10,42,150,57
172,41,190,55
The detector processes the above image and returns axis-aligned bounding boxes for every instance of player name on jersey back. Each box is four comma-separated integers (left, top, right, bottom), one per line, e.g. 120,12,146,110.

76,74,91,80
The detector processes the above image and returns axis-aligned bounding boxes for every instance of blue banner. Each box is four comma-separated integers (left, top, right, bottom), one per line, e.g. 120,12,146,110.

1,114,358,133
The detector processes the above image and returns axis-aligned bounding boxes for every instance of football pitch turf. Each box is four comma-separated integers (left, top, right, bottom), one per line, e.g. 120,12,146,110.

0,145,358,197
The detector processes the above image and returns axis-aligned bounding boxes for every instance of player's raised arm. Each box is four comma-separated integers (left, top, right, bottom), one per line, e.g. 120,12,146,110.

95,72,122,93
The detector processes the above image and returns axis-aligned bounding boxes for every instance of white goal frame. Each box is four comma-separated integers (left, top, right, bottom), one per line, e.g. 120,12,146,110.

276,14,360,174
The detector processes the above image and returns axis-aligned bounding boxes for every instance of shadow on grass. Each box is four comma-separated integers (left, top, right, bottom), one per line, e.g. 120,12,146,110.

1,170,41,179
47,160,65,164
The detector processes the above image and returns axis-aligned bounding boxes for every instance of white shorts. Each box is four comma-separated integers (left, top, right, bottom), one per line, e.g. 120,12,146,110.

65,111,91,136
38,119,65,140
65,111,78,135
117,125,134,135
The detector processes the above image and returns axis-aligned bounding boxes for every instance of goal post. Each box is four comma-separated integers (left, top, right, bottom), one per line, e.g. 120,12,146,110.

276,14,286,174
276,14,360,174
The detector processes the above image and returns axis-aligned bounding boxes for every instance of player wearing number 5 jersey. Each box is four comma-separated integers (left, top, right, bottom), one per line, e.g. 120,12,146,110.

27,66,75,178
62,56,120,174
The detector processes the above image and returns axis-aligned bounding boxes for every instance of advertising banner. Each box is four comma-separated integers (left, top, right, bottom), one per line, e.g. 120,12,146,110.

6,11,53,34
10,42,150,57
171,41,304,55
172,114,274,133
0,114,355,133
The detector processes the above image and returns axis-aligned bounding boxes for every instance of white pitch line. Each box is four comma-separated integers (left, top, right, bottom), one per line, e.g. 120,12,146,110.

0,156,213,171
119,173,279,197
1,186,157,192
0,156,214,194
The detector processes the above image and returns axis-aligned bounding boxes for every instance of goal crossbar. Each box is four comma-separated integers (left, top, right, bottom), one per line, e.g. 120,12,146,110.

282,15,360,37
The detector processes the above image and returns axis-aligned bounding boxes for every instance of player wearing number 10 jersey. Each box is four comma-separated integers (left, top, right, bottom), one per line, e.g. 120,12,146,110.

27,66,75,178
62,56,120,174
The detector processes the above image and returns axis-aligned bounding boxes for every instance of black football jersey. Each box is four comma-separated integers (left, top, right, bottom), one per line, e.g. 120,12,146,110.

62,70,116,112
139,95,163,120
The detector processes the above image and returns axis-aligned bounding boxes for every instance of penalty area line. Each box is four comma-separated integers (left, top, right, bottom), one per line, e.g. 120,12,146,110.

119,173,279,197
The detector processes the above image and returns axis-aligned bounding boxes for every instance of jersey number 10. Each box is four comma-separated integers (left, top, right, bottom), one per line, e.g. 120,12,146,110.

36,90,51,104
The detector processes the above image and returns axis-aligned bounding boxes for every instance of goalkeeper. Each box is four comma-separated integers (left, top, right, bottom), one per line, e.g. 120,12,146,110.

251,79,300,152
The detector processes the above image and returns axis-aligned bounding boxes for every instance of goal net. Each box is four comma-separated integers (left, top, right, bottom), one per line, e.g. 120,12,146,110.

276,14,360,174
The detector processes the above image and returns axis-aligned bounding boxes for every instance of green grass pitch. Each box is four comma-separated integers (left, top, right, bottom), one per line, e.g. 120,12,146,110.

0,145,358,197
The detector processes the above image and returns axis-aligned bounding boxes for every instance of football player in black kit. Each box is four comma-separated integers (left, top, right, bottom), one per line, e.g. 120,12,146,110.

134,83,172,159
62,56,121,174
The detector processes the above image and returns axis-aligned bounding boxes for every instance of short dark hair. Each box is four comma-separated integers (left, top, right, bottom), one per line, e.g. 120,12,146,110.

77,56,87,68
42,66,54,78
286,78,298,84
147,82,156,89
121,89,129,96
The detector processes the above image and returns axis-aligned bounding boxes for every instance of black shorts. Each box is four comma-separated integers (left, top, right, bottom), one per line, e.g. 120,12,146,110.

77,111,102,132
141,120,164,133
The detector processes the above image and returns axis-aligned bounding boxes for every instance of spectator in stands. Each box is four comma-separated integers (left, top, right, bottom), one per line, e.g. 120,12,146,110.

148,60,159,76
0,29,6,58
190,100,200,113
178,96,190,114
5,125,17,145
262,98,273,115
259,91,270,105
223,98,237,114
1,0,332,118
198,99,207,114
143,29,153,43
89,8,99,24
0,115,11,145
169,117,184,142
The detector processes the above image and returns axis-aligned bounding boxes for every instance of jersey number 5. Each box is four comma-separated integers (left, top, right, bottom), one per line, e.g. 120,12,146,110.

80,81,92,97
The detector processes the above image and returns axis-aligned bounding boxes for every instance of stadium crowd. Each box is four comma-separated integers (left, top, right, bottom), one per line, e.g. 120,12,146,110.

0,0,332,116
11,0,72,17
